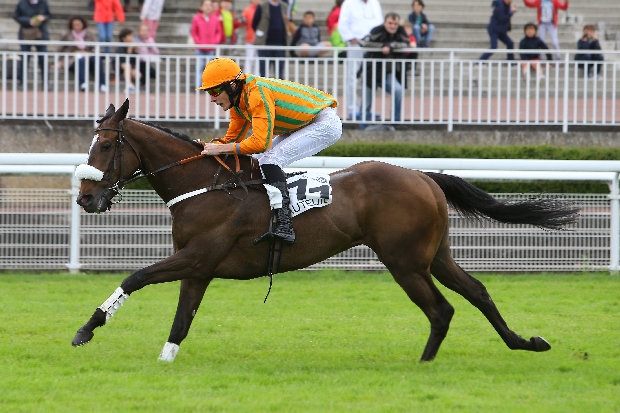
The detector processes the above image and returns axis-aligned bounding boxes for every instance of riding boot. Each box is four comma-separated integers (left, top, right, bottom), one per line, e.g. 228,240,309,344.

254,164,296,245
270,181,296,244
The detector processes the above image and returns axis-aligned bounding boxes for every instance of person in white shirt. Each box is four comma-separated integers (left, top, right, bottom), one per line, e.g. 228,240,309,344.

338,0,383,119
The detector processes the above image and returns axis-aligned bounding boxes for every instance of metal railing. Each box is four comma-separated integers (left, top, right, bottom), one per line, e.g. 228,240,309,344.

1,41,619,130
2,154,620,272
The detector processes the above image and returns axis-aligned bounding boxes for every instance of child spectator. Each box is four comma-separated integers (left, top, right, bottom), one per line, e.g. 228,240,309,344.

403,21,418,62
326,0,346,54
479,0,517,61
523,0,568,60
219,0,241,46
290,11,331,57
575,24,604,78
191,0,222,87
140,0,165,40
93,0,126,53
241,0,261,73
519,23,552,80
55,16,107,92
123,0,143,12
116,27,139,92
326,0,341,36
408,0,434,48
134,22,159,88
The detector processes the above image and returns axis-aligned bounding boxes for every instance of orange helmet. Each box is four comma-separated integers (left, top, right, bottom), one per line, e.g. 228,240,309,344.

196,57,245,91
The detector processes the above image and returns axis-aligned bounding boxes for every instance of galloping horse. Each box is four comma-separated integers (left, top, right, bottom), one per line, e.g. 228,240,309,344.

72,99,578,362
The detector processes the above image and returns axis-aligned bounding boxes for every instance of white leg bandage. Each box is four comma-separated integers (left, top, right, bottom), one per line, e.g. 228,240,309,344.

264,183,283,210
158,342,180,362
98,287,129,322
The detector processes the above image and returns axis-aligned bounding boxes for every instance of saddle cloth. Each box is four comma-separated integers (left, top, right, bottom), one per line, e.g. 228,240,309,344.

285,172,332,217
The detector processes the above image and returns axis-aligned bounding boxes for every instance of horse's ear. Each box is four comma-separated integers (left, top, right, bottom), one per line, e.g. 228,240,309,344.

113,98,130,122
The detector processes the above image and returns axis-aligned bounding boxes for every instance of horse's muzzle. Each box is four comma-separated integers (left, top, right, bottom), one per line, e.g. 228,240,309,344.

77,192,111,213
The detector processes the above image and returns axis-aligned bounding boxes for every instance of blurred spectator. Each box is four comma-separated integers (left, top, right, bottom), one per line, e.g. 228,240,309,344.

523,0,568,60
241,0,261,73
402,21,417,49
290,11,331,57
339,0,383,119
326,0,346,54
219,0,242,50
359,12,409,123
134,22,159,89
116,27,139,92
407,0,434,48
191,0,222,87
479,0,517,61
55,16,107,92
402,21,418,76
282,0,297,35
13,0,52,90
140,0,165,40
575,24,603,78
519,23,552,80
124,0,144,12
94,0,126,53
252,0,289,78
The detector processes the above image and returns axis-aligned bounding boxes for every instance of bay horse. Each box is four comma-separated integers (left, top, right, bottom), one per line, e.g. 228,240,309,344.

72,99,578,362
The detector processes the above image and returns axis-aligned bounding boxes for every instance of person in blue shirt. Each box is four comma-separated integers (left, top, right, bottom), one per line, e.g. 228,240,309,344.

479,0,517,61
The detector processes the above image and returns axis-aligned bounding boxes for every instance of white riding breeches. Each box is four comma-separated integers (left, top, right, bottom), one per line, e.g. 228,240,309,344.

253,107,342,169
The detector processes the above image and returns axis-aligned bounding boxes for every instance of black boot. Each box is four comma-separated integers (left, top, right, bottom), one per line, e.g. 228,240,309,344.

270,181,296,244
254,164,296,245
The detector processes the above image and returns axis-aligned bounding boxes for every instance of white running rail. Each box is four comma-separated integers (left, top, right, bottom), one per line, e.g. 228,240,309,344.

1,154,619,272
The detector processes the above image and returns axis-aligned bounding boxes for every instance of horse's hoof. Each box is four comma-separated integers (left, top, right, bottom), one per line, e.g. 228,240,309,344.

531,336,551,352
72,329,94,347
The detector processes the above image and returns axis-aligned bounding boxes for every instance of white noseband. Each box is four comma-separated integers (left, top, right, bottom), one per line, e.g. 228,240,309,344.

75,164,105,181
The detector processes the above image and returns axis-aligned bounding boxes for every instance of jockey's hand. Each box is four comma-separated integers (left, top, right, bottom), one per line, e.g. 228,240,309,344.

201,142,233,156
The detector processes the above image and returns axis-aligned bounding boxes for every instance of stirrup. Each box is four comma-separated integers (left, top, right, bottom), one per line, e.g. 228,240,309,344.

253,229,295,245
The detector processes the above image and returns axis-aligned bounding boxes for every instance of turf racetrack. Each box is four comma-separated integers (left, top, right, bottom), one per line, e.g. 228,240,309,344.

1,271,619,412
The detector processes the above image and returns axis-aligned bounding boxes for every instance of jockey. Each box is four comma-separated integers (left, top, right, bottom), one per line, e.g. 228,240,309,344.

197,57,342,245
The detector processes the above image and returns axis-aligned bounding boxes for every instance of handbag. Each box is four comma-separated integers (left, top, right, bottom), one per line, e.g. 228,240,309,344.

22,27,42,41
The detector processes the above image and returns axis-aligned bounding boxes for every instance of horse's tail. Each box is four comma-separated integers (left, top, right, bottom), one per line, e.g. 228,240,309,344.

423,172,580,230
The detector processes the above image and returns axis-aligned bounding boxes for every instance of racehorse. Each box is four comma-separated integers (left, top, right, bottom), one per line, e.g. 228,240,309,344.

72,99,579,362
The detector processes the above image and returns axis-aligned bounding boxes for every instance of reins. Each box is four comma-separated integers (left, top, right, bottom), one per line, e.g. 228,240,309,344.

95,120,264,207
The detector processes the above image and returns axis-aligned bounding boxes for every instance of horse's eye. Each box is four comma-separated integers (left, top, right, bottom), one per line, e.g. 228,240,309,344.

101,142,112,151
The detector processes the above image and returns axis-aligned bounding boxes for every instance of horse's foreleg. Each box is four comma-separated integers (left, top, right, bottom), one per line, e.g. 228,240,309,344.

158,278,212,362
72,248,206,347
430,240,551,353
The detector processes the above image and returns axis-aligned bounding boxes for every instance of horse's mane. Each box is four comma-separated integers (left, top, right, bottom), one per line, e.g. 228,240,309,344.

131,119,204,150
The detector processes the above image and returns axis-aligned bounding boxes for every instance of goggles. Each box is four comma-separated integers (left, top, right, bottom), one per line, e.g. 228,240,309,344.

206,71,243,97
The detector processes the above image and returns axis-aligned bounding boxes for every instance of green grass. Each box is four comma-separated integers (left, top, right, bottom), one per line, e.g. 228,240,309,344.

0,271,619,412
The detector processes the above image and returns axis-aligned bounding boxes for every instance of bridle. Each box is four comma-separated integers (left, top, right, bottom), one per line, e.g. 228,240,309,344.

93,119,264,207
94,120,143,204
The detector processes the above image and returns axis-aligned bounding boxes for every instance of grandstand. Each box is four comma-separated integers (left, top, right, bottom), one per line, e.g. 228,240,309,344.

0,0,618,55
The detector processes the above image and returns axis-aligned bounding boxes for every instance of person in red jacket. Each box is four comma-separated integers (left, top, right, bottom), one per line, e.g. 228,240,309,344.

523,0,568,60
93,0,125,53
191,0,223,87
241,0,261,74
326,0,342,36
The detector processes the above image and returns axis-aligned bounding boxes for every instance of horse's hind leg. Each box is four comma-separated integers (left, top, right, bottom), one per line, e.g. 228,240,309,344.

430,236,551,353
158,278,212,362
387,264,455,362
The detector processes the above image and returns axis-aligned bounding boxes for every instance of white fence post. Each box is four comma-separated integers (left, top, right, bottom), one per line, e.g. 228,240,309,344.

448,51,455,132
67,174,82,273
562,51,570,133
609,172,620,271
